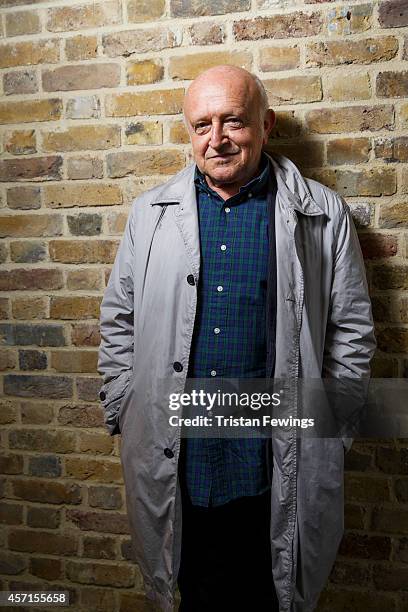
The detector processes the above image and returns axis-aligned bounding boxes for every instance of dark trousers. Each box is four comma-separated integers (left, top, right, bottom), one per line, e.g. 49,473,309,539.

177,486,280,612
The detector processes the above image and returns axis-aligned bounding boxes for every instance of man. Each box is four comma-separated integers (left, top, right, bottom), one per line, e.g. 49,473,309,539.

97,66,376,612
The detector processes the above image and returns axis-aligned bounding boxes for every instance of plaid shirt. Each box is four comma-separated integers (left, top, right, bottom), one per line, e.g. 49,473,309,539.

179,153,275,507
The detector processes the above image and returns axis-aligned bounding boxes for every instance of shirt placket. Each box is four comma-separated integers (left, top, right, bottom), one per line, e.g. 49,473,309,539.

202,192,232,504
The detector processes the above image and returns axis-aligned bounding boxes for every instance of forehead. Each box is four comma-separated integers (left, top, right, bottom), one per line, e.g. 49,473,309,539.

184,80,257,122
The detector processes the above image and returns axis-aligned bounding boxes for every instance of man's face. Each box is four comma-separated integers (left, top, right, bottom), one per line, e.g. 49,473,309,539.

184,75,274,190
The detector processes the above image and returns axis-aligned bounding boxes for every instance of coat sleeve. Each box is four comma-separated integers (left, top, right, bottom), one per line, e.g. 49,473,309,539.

322,197,377,451
97,203,135,435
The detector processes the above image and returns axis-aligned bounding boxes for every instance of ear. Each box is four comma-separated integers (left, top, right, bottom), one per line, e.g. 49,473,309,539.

262,109,276,145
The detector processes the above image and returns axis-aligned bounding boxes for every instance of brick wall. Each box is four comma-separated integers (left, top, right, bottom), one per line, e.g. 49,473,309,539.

0,0,407,610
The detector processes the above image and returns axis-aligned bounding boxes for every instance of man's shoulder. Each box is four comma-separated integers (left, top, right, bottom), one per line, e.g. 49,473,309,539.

129,163,195,211
269,154,349,222
304,176,348,218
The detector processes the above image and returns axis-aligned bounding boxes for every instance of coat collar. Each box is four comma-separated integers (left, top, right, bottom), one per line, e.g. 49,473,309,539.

149,153,326,217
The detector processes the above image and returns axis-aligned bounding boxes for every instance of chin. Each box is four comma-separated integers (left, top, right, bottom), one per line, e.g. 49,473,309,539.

208,166,241,183
210,172,239,185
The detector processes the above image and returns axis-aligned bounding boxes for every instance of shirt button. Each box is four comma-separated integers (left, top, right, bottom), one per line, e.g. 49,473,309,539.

248,192,253,198
214,327,220,334
164,448,174,459
187,274,195,286
217,286,223,292
220,244,227,251
173,361,183,372
210,370,217,377
225,207,230,213
99,391,106,401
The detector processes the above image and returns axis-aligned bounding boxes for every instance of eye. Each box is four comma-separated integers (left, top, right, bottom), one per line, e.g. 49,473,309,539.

225,117,244,128
194,123,211,135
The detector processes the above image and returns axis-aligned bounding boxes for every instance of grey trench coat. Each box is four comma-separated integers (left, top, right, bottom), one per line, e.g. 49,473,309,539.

97,154,376,612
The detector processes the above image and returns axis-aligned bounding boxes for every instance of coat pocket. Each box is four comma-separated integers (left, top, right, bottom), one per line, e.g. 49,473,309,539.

99,370,132,436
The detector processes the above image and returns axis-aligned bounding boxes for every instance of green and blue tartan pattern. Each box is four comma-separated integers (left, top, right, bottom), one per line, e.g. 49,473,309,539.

180,155,274,507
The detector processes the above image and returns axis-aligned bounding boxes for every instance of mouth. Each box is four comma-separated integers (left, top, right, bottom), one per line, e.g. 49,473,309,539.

208,152,239,160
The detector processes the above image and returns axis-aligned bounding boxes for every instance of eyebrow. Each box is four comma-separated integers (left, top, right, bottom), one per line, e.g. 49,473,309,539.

191,110,248,124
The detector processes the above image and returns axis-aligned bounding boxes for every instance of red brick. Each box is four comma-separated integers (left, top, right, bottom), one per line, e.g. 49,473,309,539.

80,587,116,612
107,150,185,178
263,75,322,105
339,533,392,560
345,473,391,503
0,269,63,291
359,233,398,259
188,21,225,46
49,240,118,264
266,141,324,168
0,454,23,475
67,509,130,534
71,323,101,347
44,183,122,208
372,264,408,290
376,327,408,354
9,429,75,452
65,559,135,587
375,137,408,162
30,557,63,581
169,51,252,80
8,529,78,555
57,404,104,429
82,535,117,560
106,89,184,117
379,201,408,228
311,167,396,197
42,64,120,92
46,2,121,32
0,156,62,182
65,457,123,483
50,296,101,320
259,45,300,72
21,402,54,425
3,69,38,95
327,138,371,165
329,559,372,587
65,35,98,61
233,12,322,41
377,70,408,98
373,564,408,591
0,503,23,526
306,37,398,66
102,28,181,57
376,446,408,475
318,587,396,611
0,214,62,238
379,0,408,28
11,479,81,505
306,105,394,134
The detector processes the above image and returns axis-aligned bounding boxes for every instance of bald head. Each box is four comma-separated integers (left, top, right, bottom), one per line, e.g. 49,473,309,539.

184,65,269,125
182,65,275,199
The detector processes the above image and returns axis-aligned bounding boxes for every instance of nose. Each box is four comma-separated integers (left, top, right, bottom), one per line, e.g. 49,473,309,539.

209,122,226,149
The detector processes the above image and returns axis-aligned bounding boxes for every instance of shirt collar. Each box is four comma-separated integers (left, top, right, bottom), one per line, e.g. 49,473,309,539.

194,151,270,201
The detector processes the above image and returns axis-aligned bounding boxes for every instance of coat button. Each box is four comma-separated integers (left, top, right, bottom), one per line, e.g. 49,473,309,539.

164,448,174,459
99,391,106,401
173,362,183,372
187,274,195,286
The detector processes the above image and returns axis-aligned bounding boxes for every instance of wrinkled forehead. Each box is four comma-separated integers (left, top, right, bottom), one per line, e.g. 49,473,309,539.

184,78,258,122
